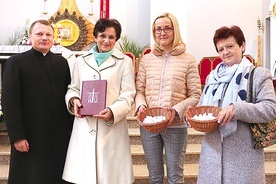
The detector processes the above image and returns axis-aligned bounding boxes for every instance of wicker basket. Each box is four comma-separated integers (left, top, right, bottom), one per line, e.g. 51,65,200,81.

137,107,171,133
185,106,222,132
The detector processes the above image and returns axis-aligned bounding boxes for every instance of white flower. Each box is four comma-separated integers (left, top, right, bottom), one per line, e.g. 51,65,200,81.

0,105,2,116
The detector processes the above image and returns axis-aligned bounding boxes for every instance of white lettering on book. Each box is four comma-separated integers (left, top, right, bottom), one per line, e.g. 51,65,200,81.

87,89,100,103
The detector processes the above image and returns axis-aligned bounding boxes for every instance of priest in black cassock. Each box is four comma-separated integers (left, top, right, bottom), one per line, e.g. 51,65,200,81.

2,19,73,184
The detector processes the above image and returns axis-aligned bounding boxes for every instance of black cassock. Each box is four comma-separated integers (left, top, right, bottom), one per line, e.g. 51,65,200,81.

2,48,73,184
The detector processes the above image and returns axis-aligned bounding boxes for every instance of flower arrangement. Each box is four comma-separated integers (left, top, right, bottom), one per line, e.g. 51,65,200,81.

20,19,30,45
0,93,5,131
0,19,30,45
0,105,3,122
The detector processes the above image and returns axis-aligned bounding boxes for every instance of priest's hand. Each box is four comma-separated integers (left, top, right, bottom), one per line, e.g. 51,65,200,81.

14,139,29,152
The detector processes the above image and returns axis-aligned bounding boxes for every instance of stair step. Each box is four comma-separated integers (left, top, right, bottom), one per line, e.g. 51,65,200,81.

133,164,198,184
0,131,9,145
0,165,8,181
131,144,201,164
131,144,202,155
128,128,205,145
133,164,198,179
127,117,139,128
1,162,276,184
130,144,276,164
0,145,9,165
133,161,276,184
1,115,276,184
2,144,275,166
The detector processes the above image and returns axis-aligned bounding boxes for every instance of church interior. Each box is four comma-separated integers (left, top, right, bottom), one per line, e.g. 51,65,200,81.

0,0,276,183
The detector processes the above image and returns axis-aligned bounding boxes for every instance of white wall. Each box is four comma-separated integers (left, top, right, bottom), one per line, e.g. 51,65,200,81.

149,0,188,44
270,0,276,76
149,0,270,66
186,0,264,63
271,18,276,76
110,0,150,48
0,0,101,42
0,0,273,72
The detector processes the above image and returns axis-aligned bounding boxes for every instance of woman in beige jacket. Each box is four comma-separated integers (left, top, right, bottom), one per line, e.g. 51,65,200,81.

135,12,201,184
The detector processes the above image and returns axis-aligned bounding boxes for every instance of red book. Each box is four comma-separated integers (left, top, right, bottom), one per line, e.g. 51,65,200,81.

79,80,107,116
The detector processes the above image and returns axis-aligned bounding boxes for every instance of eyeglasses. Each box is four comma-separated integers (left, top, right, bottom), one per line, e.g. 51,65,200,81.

154,27,174,34
98,34,116,41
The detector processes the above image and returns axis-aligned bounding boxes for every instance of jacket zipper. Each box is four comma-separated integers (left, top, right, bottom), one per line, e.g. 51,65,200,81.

158,54,169,106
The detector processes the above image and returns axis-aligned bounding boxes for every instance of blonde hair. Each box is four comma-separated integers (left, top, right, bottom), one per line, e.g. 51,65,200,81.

152,12,184,50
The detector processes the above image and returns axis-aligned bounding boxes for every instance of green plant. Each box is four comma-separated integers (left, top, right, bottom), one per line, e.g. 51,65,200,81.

117,35,144,58
2,28,23,45
0,19,30,45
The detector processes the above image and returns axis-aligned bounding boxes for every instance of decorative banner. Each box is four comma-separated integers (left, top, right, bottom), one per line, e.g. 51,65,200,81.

100,0,109,18
256,18,263,67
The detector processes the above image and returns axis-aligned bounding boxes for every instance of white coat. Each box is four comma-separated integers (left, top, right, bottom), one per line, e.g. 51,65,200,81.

62,48,135,184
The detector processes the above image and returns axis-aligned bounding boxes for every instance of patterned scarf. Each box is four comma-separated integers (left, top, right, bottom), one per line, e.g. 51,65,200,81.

92,45,114,66
198,57,253,139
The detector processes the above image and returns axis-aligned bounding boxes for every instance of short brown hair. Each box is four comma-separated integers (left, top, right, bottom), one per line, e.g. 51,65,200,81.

213,25,245,53
29,20,54,34
93,18,122,41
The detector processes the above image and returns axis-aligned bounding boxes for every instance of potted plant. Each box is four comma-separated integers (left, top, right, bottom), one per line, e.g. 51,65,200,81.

117,35,146,59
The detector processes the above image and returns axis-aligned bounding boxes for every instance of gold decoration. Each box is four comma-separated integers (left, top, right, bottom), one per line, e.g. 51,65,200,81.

49,0,95,51
53,19,80,46
256,17,263,67
269,2,276,17
272,3,276,16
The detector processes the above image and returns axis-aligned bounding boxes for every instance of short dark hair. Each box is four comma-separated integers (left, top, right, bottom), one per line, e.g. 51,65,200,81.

213,25,245,52
93,18,122,41
29,20,54,34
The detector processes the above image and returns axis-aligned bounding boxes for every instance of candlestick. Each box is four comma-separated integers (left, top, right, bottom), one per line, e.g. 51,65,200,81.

88,0,94,16
42,0,48,15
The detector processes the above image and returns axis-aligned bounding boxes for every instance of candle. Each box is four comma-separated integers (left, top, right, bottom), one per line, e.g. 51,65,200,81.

88,0,94,16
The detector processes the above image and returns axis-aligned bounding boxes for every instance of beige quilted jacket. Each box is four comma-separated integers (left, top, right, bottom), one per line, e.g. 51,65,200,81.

135,44,202,125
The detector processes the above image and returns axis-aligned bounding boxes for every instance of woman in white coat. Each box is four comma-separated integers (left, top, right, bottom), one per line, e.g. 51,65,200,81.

62,18,136,184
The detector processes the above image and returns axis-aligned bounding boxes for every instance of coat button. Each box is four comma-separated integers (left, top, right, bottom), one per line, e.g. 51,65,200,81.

89,129,96,136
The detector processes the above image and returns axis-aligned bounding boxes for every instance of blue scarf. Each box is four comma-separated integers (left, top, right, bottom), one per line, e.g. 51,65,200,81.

92,45,114,66
198,57,253,139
